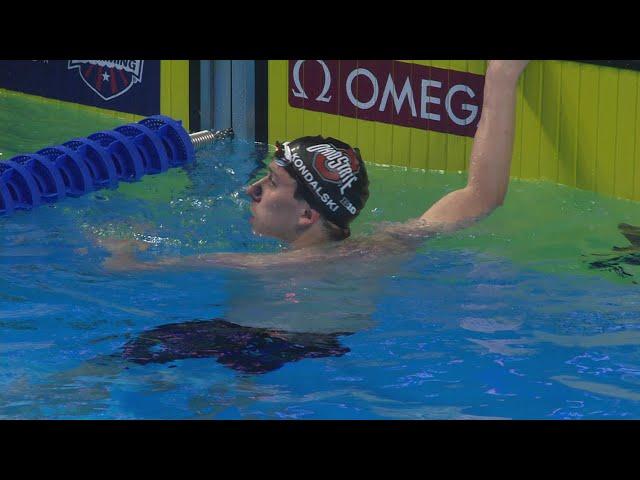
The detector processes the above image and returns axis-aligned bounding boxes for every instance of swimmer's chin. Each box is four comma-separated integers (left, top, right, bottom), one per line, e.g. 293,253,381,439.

250,228,281,243
249,224,266,237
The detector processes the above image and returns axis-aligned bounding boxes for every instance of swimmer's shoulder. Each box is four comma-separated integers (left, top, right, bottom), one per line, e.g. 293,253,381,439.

325,218,444,259
366,218,444,246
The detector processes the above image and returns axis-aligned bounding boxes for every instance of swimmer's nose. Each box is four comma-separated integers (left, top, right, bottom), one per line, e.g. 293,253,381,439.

246,180,262,202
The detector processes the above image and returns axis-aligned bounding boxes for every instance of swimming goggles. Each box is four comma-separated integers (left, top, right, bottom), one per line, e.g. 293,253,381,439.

273,141,291,167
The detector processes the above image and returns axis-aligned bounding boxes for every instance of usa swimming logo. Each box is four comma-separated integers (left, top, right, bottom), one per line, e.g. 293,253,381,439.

67,60,144,101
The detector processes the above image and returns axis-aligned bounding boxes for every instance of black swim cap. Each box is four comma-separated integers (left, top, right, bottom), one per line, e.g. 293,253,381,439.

274,136,369,229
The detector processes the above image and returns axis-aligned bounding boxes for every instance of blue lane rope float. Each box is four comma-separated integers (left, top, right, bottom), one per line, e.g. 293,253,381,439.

63,138,119,189
139,115,196,168
87,130,146,183
8,154,66,203
0,115,234,216
37,145,95,197
0,159,42,211
114,123,169,174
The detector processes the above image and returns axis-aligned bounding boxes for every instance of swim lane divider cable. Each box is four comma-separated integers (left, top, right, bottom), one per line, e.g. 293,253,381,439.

0,115,234,216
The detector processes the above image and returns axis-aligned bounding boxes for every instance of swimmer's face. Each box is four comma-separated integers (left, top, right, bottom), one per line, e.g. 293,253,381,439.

246,162,311,242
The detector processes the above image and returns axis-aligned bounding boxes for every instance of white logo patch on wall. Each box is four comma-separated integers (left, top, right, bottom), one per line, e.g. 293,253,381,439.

68,60,144,101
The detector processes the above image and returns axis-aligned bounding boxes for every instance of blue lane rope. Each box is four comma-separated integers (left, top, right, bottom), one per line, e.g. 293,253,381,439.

0,115,233,216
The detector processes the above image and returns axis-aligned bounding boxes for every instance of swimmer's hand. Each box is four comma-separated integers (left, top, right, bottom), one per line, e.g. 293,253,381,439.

97,237,157,272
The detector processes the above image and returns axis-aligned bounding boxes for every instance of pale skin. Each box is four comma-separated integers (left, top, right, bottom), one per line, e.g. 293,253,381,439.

100,60,531,272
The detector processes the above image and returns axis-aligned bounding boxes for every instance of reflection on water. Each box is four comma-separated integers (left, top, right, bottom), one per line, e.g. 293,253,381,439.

120,319,352,374
551,375,640,402
466,338,536,356
587,223,640,282
534,330,640,348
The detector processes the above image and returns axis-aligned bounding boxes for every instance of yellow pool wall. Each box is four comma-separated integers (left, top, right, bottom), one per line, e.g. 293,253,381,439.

268,60,640,202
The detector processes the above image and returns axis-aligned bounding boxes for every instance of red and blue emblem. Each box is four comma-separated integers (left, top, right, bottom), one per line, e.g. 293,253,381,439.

67,60,144,101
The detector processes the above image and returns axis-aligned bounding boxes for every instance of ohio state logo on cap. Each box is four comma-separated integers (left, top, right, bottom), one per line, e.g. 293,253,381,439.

307,143,360,194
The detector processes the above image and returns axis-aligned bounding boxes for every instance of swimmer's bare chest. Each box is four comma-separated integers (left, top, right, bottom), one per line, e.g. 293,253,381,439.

220,229,422,333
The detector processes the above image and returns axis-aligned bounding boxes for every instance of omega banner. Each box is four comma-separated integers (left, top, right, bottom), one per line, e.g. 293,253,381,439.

289,60,485,138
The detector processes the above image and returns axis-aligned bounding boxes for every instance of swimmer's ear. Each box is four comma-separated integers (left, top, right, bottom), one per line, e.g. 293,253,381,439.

300,207,322,226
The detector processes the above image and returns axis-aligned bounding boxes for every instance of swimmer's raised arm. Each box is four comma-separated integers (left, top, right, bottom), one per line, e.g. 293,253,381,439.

413,60,530,233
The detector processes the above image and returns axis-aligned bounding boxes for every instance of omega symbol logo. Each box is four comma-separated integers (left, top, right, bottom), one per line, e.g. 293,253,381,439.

291,60,332,103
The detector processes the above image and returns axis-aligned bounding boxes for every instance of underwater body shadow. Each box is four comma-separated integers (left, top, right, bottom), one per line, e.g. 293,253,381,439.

587,223,640,282
119,319,353,374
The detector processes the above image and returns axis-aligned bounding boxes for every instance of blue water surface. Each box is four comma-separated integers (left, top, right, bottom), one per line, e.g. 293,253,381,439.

2,139,640,419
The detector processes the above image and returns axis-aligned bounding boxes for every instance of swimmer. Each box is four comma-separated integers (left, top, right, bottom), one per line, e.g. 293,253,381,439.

100,60,530,271
73,60,533,376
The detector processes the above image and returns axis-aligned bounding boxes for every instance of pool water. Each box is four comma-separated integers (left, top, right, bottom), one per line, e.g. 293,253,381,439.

2,91,640,419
